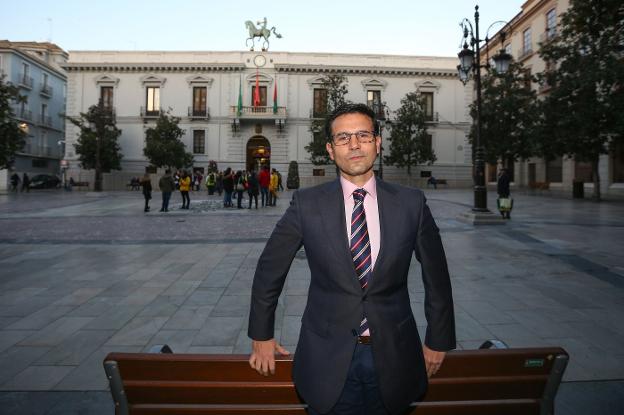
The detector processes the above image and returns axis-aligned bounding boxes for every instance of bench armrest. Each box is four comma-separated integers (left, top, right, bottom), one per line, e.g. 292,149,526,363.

479,339,509,349
148,344,173,353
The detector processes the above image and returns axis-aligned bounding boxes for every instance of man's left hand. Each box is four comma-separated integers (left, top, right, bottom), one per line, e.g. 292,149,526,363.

422,345,446,378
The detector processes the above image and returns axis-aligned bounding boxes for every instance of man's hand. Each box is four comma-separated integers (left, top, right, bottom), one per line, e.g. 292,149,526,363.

249,338,290,376
423,344,446,378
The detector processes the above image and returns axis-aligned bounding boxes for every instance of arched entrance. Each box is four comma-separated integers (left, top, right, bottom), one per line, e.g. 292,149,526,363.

246,136,270,172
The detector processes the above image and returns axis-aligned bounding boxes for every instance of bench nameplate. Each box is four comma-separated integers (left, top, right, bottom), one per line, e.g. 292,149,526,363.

524,358,545,368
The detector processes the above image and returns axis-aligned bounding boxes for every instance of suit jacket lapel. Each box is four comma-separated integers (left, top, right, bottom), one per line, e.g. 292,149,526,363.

319,179,362,292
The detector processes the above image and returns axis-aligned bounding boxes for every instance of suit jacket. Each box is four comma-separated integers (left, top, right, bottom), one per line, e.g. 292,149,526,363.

248,178,456,415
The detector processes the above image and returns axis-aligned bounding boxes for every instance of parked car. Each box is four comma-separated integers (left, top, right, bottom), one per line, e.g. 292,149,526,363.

29,174,61,189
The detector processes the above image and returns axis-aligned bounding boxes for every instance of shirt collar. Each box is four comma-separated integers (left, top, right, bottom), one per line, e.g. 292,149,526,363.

340,174,377,201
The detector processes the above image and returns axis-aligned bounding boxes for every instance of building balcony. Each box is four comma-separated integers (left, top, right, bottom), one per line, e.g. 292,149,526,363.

40,84,53,98
19,74,33,89
15,107,32,121
517,47,534,62
539,30,557,44
188,107,210,120
140,107,161,118
39,115,52,128
229,105,287,120
425,112,439,123
19,145,59,158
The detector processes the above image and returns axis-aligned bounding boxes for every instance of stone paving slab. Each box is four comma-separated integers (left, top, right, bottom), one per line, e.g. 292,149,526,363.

0,188,623,413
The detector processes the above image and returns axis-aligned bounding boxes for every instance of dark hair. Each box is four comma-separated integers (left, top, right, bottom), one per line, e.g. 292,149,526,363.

324,103,379,142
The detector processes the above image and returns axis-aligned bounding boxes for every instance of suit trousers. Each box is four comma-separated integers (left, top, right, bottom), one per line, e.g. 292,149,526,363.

306,343,391,415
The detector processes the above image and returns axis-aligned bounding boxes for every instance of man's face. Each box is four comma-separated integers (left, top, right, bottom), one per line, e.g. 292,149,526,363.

326,113,381,184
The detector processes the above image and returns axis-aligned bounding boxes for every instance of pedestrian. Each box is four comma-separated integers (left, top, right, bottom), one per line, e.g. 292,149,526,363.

277,170,284,191
269,168,279,206
140,173,152,212
179,170,191,209
21,173,30,192
248,103,455,415
174,171,180,191
247,170,259,209
195,172,203,191
158,169,175,212
222,168,234,207
235,170,246,209
10,172,20,192
216,171,224,196
205,171,216,195
258,166,270,207
427,175,438,189
497,168,512,219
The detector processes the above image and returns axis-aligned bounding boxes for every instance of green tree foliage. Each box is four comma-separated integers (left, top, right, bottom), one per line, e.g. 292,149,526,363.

537,0,624,200
383,92,435,176
305,74,350,165
286,160,300,189
143,111,194,170
470,62,539,167
0,75,27,169
67,104,123,191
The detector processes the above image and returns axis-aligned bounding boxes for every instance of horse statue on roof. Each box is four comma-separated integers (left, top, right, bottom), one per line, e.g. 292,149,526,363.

245,17,282,51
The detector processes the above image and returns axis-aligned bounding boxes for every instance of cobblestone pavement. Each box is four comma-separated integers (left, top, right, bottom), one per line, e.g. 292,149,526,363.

0,187,623,414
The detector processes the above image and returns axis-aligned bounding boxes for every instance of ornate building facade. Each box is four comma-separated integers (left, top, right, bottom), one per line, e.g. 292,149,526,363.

63,50,475,189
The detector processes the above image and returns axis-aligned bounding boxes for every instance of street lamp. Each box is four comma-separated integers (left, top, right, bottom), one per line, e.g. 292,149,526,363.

372,101,390,180
457,5,512,212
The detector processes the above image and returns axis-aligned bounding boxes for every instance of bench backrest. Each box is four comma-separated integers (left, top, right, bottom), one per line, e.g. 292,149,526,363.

104,347,567,415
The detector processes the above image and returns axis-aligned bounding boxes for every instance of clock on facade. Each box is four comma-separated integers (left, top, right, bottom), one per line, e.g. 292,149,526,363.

253,55,266,67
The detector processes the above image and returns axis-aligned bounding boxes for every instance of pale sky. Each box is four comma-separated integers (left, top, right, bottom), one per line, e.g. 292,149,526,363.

1,0,523,57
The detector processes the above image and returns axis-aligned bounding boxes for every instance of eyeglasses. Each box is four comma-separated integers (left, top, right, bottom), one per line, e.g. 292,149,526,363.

331,130,376,146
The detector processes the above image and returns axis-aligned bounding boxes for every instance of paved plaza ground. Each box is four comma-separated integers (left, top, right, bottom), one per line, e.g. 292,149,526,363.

0,185,623,414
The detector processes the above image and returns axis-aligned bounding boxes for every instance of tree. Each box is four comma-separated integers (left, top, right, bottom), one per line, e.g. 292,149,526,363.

67,104,123,191
143,111,194,170
287,160,300,189
469,62,539,168
0,75,27,170
537,0,624,200
305,74,350,165
383,92,435,176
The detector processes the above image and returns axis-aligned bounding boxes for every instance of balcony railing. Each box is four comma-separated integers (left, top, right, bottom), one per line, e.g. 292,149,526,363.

517,47,534,61
539,29,557,44
140,107,161,118
188,107,210,119
40,84,53,97
425,112,439,123
230,106,287,118
19,145,58,158
40,115,52,127
16,107,32,121
19,74,33,89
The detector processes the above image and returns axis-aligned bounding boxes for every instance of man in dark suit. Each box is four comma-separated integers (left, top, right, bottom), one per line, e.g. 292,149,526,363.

248,103,455,415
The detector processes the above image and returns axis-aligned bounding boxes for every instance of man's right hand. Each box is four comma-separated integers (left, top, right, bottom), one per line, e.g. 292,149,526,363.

249,339,290,376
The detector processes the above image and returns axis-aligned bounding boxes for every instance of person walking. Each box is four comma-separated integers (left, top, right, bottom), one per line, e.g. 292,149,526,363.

248,103,455,415
216,171,224,196
179,170,191,209
247,170,259,209
258,166,270,207
10,173,20,192
277,170,284,191
158,169,175,212
140,173,152,212
21,173,30,192
235,170,246,209
269,168,279,206
205,171,216,195
222,168,234,208
497,168,512,219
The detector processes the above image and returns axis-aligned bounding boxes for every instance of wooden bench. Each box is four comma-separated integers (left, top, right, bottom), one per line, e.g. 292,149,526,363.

72,181,89,187
103,341,568,415
529,181,550,190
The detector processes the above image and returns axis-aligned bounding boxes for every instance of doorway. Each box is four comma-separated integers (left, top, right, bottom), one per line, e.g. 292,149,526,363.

246,136,270,172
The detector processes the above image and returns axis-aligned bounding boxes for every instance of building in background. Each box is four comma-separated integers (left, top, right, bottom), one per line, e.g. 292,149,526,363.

482,0,623,199
0,41,68,190
63,50,475,190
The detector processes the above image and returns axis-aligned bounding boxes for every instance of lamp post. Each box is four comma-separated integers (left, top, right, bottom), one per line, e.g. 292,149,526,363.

372,101,390,180
457,5,512,213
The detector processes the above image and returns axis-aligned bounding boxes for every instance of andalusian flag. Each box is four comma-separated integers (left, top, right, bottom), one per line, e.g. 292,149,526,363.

237,75,242,116
273,78,278,114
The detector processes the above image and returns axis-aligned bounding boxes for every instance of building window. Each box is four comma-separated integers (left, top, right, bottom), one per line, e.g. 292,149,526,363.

22,62,29,80
424,134,433,152
100,86,113,110
193,86,207,116
546,9,557,38
251,86,267,106
523,68,532,90
313,88,328,117
505,43,512,54
367,90,382,118
421,92,434,121
193,130,205,154
42,73,49,89
546,157,563,183
146,87,160,115
523,28,532,55
41,103,49,126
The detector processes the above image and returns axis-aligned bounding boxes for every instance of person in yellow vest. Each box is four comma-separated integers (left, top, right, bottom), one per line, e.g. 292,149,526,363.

179,170,191,209
269,168,279,206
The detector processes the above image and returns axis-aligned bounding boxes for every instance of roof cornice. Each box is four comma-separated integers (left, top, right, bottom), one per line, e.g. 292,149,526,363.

62,63,246,72
274,64,456,77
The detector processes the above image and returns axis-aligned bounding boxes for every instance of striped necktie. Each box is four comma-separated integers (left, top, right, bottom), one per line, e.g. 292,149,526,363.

350,189,371,335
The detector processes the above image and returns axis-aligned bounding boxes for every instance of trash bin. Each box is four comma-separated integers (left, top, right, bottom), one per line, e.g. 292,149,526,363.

573,180,584,199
